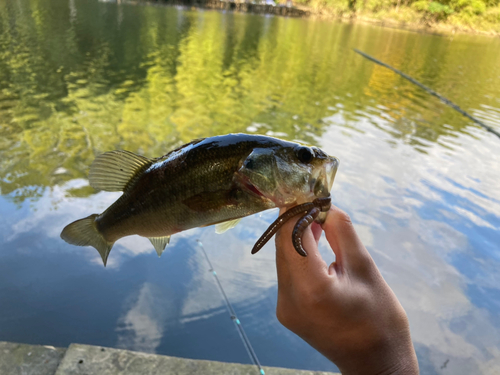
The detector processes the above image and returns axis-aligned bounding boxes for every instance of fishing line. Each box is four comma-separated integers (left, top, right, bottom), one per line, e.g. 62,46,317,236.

354,49,500,139
196,239,265,375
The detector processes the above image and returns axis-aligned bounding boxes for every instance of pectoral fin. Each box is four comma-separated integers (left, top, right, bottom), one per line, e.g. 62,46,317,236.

215,218,242,234
148,236,171,257
89,150,153,192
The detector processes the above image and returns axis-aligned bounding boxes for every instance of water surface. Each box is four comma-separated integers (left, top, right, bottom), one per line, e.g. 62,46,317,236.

1,0,500,374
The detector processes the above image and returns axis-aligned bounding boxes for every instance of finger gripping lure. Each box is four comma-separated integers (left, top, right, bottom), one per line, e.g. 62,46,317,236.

251,196,331,256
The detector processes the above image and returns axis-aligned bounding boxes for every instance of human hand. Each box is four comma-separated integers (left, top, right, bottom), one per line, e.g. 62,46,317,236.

275,205,419,375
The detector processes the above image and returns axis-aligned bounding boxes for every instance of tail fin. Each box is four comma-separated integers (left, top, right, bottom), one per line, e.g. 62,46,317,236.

61,214,114,266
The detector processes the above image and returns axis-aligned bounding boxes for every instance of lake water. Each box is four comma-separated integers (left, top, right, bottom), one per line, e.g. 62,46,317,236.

1,0,500,373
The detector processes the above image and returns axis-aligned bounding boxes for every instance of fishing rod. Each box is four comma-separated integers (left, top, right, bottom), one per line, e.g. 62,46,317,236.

196,239,266,375
354,49,500,139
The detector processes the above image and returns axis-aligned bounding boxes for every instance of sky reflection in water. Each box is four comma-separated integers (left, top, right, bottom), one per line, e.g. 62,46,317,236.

0,0,500,374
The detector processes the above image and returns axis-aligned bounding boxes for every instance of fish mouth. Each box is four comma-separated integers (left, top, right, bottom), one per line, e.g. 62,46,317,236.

243,180,265,198
237,174,266,198
325,156,339,191
312,156,339,197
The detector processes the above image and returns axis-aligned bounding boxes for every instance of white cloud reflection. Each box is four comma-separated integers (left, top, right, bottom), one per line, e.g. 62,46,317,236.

115,282,172,353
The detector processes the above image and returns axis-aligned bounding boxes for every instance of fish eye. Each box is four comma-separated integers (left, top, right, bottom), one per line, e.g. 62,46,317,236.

244,158,254,169
297,147,313,164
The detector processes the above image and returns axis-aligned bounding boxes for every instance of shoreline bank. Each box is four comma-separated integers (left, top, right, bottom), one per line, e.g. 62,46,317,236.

136,0,500,37
305,10,500,37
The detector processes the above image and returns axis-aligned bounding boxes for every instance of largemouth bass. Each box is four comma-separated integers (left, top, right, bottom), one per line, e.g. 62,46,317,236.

61,133,339,265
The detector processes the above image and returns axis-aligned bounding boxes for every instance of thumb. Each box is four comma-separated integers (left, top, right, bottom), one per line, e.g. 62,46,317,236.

322,205,375,275
276,208,329,280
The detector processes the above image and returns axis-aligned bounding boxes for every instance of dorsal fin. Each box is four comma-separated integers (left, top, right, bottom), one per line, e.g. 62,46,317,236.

89,150,153,192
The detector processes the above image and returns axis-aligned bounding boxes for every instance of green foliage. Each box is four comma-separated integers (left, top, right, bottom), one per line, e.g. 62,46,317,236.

413,1,454,20
484,6,500,20
365,0,395,13
429,1,454,14
484,0,499,6
302,0,350,13
450,0,486,15
300,0,497,26
288,0,499,26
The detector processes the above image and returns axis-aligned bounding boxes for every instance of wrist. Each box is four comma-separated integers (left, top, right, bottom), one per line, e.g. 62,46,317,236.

331,329,419,375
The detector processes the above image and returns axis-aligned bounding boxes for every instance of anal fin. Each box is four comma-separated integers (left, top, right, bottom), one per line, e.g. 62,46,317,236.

148,236,171,257
215,218,242,234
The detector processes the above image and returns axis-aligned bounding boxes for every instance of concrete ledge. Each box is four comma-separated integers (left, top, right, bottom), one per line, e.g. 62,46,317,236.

56,344,338,375
1,341,339,375
0,341,66,375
